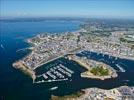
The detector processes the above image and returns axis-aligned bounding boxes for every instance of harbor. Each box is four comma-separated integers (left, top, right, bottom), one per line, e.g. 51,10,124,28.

1,16,134,100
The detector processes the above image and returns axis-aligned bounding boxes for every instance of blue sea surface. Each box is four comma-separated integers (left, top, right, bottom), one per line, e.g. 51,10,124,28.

0,19,134,100
0,20,81,100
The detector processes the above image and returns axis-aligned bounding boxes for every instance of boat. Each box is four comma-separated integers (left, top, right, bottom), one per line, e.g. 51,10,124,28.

49,86,58,91
123,80,130,82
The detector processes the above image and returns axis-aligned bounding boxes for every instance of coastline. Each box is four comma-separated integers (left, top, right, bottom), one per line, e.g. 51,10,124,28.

12,32,82,81
15,36,39,76
13,61,36,81
12,39,36,81
12,29,133,82
51,86,134,100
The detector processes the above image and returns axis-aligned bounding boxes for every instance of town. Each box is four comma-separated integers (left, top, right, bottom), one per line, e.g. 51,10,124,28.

13,20,134,83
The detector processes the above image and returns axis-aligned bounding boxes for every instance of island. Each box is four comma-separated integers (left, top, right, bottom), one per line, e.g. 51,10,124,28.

67,54,117,80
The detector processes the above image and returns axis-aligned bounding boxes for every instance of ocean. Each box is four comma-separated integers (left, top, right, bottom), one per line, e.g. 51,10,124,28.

0,19,134,100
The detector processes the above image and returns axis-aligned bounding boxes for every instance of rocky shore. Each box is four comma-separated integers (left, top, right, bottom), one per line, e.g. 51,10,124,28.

13,61,36,81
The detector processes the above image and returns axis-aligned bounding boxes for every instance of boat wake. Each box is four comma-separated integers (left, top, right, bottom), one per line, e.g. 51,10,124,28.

1,44,6,51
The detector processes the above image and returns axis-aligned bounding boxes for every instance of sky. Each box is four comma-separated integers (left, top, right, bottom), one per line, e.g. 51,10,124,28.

0,0,134,19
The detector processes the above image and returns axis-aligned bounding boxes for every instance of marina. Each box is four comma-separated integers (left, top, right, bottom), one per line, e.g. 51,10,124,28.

34,64,74,83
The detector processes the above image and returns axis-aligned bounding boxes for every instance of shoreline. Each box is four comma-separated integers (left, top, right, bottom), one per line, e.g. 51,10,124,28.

51,86,134,100
13,61,36,81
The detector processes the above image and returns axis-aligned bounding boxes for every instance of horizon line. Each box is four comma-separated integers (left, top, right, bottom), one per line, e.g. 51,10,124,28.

1,16,134,20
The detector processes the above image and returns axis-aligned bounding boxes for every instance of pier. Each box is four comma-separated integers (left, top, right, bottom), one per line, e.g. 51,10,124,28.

116,64,126,72
34,78,69,84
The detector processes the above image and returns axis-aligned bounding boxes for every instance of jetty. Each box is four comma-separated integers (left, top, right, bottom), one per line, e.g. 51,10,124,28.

116,64,126,72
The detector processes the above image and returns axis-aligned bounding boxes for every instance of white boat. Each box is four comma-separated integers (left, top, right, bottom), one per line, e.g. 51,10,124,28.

123,80,130,82
49,86,58,91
